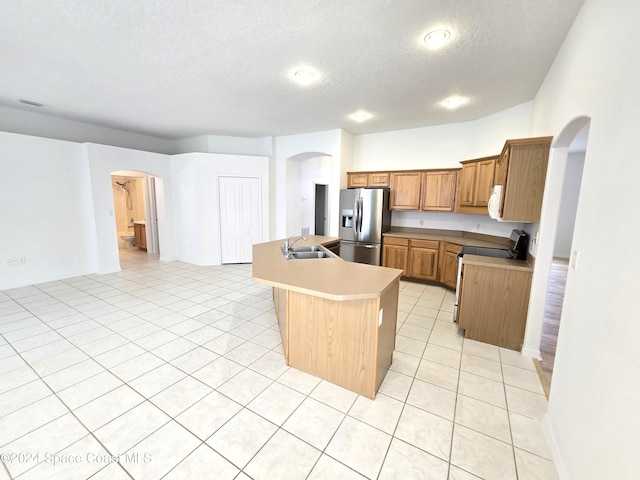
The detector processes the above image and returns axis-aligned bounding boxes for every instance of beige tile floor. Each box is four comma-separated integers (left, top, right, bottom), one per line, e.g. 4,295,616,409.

0,249,557,480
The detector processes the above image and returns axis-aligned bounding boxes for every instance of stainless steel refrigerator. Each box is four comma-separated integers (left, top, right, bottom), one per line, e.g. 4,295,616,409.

339,188,391,265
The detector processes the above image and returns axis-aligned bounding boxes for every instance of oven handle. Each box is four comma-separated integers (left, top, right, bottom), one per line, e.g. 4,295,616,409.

453,254,464,323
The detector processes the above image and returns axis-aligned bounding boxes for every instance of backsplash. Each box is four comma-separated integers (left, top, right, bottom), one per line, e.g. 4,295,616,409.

391,210,520,238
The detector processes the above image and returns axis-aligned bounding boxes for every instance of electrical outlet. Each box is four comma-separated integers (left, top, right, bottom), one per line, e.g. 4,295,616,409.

6,257,26,267
419,220,424,226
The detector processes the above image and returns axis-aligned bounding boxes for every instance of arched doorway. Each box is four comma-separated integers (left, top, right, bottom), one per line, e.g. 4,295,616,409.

524,117,591,392
285,152,333,237
110,170,160,265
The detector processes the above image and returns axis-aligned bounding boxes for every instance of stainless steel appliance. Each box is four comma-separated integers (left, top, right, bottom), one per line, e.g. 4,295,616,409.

453,229,528,322
339,188,391,265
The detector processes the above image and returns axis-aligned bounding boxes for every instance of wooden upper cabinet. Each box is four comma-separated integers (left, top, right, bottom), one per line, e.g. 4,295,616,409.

474,159,495,207
389,172,422,210
347,172,369,188
495,137,552,222
347,171,390,188
368,172,390,187
455,156,497,214
421,170,458,211
457,163,477,207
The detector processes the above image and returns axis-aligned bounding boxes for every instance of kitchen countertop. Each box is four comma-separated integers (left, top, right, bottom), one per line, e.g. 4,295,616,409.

384,227,534,270
462,254,533,272
252,236,403,301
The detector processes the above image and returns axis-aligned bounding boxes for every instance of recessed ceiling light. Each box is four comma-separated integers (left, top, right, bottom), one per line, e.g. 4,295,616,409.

423,29,451,49
350,110,373,122
292,69,317,85
440,95,469,109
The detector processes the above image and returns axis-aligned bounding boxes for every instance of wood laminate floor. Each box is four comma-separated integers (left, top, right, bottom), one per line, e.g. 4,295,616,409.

540,257,569,379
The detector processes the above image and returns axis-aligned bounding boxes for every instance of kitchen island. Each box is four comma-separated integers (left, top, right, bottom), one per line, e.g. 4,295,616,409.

252,236,403,399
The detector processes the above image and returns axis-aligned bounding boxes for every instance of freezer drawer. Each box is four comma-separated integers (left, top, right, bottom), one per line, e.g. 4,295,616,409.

339,241,381,266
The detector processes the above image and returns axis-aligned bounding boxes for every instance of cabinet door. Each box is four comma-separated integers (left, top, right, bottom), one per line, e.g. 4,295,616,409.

347,173,368,188
440,243,462,289
368,172,390,187
382,238,409,274
389,172,422,210
494,148,510,187
382,245,408,274
421,171,457,211
501,142,551,222
408,240,439,281
139,225,147,249
133,224,142,247
457,163,477,207
474,159,496,207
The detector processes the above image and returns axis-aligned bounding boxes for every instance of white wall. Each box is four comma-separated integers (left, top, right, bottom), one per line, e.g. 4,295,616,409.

353,101,533,171
274,130,345,239
353,105,533,236
285,159,302,236
527,0,640,478
300,156,332,235
0,106,175,154
171,152,269,265
0,132,95,289
553,151,584,258
392,211,520,238
85,143,174,273
172,134,273,156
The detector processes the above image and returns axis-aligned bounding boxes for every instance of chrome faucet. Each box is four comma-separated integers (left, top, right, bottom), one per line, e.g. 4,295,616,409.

283,236,307,256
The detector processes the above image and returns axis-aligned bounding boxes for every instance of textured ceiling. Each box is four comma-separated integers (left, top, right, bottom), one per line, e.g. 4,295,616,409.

0,0,584,139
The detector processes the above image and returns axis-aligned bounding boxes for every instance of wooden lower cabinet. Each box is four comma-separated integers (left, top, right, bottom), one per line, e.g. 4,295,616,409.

382,237,409,274
284,282,399,399
273,287,288,362
439,242,463,289
457,263,532,351
133,223,146,249
408,240,439,281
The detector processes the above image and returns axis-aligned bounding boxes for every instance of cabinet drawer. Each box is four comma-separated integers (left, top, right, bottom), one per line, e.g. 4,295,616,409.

444,242,463,254
384,237,409,247
410,239,439,249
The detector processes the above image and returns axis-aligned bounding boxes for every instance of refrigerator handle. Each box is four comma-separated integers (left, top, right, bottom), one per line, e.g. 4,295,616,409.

353,196,359,236
357,197,363,233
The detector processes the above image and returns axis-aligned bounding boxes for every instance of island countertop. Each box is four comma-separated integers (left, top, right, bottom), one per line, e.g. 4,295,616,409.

252,236,403,301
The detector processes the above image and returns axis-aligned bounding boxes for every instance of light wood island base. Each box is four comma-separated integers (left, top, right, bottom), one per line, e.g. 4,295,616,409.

254,236,403,399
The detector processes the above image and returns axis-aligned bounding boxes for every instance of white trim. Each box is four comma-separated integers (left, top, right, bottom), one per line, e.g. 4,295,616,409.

543,413,569,480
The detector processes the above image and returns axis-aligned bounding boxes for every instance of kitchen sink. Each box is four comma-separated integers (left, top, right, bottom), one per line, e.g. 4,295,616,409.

281,246,332,260
288,245,323,253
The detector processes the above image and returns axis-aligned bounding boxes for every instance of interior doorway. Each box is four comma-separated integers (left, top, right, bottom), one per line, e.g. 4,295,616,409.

315,183,329,235
111,170,160,264
540,146,586,379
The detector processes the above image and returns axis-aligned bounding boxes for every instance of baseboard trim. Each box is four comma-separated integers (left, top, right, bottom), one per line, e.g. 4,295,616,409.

543,413,570,480
533,359,551,399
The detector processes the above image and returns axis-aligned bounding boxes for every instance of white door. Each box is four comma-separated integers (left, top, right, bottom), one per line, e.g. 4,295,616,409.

219,176,261,264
